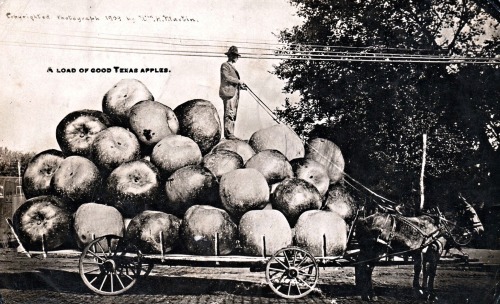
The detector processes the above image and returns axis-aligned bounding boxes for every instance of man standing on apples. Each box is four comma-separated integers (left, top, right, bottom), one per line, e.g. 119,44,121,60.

219,46,246,140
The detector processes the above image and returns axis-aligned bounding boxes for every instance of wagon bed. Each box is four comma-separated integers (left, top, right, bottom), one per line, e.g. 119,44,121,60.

6,218,471,299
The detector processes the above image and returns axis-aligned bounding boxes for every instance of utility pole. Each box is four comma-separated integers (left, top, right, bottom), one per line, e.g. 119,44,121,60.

419,134,427,212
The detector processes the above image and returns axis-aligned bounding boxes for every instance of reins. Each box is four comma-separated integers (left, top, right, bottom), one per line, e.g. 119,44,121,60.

245,85,398,209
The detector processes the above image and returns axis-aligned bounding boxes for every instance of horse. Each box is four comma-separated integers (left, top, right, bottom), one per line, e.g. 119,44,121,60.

354,197,484,301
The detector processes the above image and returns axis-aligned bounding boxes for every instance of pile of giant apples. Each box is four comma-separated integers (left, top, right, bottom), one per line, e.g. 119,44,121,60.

13,79,354,257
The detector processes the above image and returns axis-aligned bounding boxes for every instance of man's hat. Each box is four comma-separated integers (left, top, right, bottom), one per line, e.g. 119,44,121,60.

225,46,241,57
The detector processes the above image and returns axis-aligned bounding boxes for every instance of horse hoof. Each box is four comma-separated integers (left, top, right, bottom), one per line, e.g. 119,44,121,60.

361,295,378,302
426,293,438,302
414,288,425,299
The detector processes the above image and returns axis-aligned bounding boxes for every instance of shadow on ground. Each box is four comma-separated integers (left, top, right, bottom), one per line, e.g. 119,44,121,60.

0,268,496,303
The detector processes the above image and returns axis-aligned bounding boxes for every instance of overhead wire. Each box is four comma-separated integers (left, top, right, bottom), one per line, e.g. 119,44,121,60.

11,28,445,53
2,39,498,64
3,29,499,64
8,29,443,58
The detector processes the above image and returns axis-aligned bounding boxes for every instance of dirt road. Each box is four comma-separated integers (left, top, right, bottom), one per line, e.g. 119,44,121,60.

0,249,498,303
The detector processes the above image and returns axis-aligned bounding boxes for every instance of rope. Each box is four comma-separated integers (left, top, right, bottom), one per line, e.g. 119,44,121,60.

245,85,399,207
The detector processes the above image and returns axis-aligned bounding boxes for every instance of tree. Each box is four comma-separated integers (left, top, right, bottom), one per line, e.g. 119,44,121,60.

274,0,500,211
0,148,36,176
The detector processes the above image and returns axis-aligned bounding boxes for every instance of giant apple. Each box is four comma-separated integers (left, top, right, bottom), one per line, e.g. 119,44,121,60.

294,210,347,256
23,149,65,198
305,137,345,184
180,205,237,255
238,209,292,256
105,159,160,217
174,99,221,154
290,158,330,196
51,156,102,210
150,135,202,178
219,168,269,221
102,78,154,126
202,149,243,179
323,184,357,222
12,195,71,251
91,126,141,172
73,202,124,249
248,124,304,161
271,178,323,227
162,165,220,217
129,100,179,148
55,110,112,158
212,139,255,163
245,149,293,184
125,210,181,254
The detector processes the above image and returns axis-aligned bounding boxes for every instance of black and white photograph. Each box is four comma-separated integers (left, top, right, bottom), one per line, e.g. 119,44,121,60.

0,0,499,303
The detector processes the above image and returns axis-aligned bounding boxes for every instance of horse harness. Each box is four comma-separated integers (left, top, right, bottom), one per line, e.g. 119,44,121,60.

375,213,446,254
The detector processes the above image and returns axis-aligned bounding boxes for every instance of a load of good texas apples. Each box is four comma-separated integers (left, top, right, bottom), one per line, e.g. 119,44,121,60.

13,78,354,257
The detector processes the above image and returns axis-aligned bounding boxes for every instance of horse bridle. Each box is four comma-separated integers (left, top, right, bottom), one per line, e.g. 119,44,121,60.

422,208,474,247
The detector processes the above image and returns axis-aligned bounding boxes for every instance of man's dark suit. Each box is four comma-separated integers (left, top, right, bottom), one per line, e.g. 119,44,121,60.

219,61,241,139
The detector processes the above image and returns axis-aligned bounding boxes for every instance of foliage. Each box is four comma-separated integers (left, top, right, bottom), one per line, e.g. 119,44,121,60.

0,147,35,177
274,0,500,210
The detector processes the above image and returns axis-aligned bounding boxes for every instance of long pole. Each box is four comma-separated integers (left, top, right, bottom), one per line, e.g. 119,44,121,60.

419,134,427,212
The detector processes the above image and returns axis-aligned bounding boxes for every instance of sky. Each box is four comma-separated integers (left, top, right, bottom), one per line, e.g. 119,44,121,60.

0,0,303,153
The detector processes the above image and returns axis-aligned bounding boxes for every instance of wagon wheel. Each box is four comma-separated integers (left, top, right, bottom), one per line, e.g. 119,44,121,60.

79,235,144,295
265,247,319,299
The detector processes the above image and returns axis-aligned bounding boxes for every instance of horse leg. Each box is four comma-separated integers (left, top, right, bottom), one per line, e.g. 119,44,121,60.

426,249,440,301
356,253,378,302
366,263,378,301
413,251,425,298
356,262,372,301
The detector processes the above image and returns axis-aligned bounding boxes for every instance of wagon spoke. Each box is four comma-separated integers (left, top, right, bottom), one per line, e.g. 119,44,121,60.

84,267,101,275
299,263,315,270
268,267,286,273
115,273,125,289
82,260,103,265
295,280,303,295
298,270,316,277
296,255,309,268
122,271,134,281
110,273,114,293
96,241,108,259
292,250,297,267
269,270,285,280
296,276,313,290
299,263,315,271
283,251,291,267
99,274,109,291
274,258,289,270
89,275,99,285
87,250,105,262
287,280,292,296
